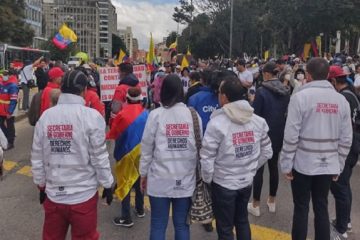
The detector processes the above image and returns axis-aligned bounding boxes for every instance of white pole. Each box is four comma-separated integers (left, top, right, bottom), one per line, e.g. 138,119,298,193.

336,30,341,53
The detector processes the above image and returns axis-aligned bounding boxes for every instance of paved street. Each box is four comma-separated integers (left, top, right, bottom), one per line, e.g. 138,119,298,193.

0,118,359,240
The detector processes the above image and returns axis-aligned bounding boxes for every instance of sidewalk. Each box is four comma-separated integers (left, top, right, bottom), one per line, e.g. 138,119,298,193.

14,87,38,122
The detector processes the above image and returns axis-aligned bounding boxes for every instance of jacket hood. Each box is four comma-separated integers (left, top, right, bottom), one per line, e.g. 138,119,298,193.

120,73,139,87
298,80,335,92
262,79,290,96
222,100,254,124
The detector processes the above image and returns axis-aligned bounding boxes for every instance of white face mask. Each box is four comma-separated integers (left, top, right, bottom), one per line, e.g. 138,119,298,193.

297,74,305,81
3,76,9,81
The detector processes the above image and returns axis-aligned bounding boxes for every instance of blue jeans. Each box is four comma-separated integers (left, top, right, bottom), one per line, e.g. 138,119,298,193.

149,196,191,240
121,178,144,219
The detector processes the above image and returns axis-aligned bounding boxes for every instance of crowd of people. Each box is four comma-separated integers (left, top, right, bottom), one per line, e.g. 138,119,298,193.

0,51,359,240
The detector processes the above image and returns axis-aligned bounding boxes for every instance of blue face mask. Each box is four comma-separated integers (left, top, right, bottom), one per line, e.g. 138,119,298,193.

3,76,9,81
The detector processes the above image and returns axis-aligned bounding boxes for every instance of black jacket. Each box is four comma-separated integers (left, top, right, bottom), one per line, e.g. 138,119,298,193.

34,68,48,90
253,79,290,153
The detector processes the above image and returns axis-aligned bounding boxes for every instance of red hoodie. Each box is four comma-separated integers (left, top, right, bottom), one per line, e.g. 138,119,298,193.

40,82,60,115
85,88,105,117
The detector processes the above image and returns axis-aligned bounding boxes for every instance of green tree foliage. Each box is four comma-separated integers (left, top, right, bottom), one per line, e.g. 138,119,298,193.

173,0,195,24
41,32,78,62
112,34,128,57
175,0,360,58
0,0,34,46
166,31,178,48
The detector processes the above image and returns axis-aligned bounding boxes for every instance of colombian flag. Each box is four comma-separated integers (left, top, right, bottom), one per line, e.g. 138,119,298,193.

113,110,149,200
52,24,77,50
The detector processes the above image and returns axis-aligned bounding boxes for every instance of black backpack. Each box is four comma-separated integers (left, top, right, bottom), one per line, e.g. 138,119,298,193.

28,91,43,126
342,90,360,158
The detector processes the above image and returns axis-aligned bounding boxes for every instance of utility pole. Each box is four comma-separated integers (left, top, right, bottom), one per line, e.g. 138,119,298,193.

229,0,234,59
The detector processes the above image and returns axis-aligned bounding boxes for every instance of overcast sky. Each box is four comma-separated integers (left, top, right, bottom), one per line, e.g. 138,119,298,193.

111,0,182,49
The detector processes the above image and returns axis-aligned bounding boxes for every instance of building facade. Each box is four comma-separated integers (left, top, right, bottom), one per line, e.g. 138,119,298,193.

25,0,42,37
98,0,117,58
118,27,133,58
132,38,139,61
42,0,117,59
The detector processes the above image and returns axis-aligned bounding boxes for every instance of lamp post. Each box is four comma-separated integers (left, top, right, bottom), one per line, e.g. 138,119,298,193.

229,0,234,59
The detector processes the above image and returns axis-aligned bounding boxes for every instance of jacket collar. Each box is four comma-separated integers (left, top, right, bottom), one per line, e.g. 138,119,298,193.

299,80,335,92
58,93,85,105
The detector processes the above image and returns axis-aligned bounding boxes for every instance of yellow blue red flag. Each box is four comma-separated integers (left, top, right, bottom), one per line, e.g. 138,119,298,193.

113,111,149,200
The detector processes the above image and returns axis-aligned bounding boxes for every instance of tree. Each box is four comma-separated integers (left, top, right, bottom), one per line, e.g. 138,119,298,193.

173,0,360,58
173,0,195,24
41,32,79,62
166,32,178,48
112,34,128,57
0,0,34,46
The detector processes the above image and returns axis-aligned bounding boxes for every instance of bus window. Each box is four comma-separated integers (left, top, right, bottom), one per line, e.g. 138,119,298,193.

0,52,4,70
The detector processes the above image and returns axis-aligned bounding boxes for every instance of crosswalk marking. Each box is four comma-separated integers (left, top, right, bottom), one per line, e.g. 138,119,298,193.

16,166,33,177
3,160,18,171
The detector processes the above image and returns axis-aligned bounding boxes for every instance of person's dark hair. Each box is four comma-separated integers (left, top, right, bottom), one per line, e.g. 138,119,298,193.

262,62,279,76
306,57,330,80
210,70,237,93
127,87,142,104
235,59,246,67
189,71,201,83
335,76,348,85
295,68,306,76
160,74,184,108
119,62,133,75
61,70,88,95
40,58,47,64
200,70,212,86
220,76,248,102
181,67,190,76
356,64,360,71
275,59,286,65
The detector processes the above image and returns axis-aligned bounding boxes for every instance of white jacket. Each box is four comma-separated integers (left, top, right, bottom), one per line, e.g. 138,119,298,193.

0,129,7,163
280,81,353,176
200,100,273,190
31,94,114,204
140,103,202,198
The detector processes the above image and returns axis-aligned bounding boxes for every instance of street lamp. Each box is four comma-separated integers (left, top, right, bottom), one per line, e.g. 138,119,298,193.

229,0,234,59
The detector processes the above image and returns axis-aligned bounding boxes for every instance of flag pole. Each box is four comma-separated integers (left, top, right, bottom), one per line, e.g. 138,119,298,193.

229,0,234,59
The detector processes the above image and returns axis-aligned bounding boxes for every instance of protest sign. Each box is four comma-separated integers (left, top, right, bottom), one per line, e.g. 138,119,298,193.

99,65,149,102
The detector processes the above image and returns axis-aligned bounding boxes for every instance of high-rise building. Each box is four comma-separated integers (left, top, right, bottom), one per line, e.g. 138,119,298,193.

25,0,42,37
98,0,117,58
42,0,117,59
132,38,139,60
118,27,133,58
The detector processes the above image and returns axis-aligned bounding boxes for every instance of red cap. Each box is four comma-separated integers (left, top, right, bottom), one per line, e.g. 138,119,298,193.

48,67,64,80
328,65,347,80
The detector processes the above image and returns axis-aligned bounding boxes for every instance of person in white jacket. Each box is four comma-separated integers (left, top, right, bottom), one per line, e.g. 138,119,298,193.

201,76,273,240
31,70,114,240
279,58,353,240
140,74,202,240
0,128,7,179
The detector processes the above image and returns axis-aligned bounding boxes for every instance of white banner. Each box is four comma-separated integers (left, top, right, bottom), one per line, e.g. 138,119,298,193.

99,65,148,102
